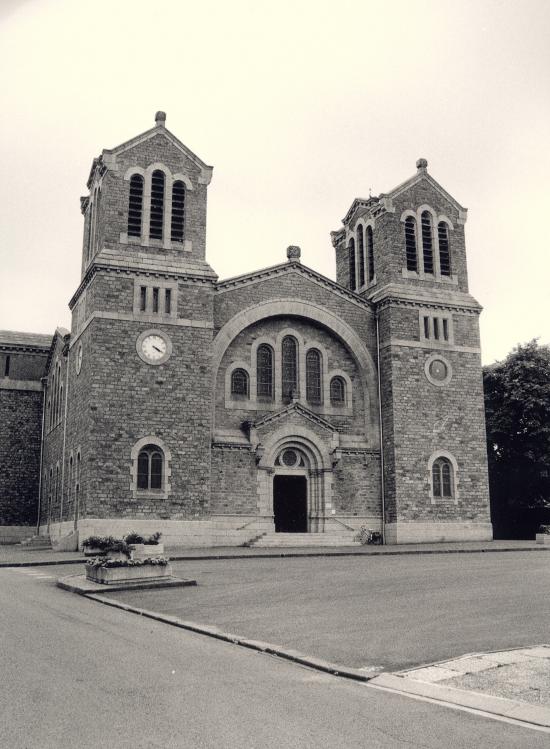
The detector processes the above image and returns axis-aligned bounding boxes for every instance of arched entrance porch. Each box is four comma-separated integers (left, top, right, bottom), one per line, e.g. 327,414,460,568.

256,427,333,533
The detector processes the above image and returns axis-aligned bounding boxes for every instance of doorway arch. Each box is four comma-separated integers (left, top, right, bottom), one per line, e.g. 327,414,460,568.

257,427,333,533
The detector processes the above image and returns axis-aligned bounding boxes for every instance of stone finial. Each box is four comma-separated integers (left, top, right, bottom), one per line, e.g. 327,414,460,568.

286,245,301,262
155,111,167,126
416,157,428,172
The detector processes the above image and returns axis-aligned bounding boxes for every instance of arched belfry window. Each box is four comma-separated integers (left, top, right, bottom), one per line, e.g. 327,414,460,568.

306,349,322,404
432,457,453,498
137,444,164,490
149,170,165,240
357,228,365,288
231,368,249,398
438,222,451,276
366,225,375,282
330,376,346,406
421,211,434,274
348,238,356,291
128,174,144,238
171,180,186,243
257,345,274,399
282,336,298,400
405,217,418,271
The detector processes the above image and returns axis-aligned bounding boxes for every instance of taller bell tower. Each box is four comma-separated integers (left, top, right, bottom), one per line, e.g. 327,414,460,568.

65,113,217,534
332,159,492,543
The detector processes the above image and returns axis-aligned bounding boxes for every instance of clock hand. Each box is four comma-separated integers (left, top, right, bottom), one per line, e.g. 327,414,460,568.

152,345,162,353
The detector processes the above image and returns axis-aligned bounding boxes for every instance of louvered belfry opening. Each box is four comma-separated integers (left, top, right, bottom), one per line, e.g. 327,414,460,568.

366,225,375,282
405,217,417,271
127,174,144,237
171,180,186,242
357,227,365,287
438,221,451,276
421,211,434,274
348,237,356,291
149,170,165,240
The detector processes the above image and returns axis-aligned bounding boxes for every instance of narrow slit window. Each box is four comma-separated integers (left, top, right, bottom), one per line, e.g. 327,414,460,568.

348,238,356,291
4,355,10,377
366,225,375,282
405,217,417,271
152,288,159,313
282,336,298,400
306,349,322,404
423,316,430,339
433,318,440,340
357,228,365,288
421,211,434,274
171,181,186,243
165,288,171,315
149,170,165,240
442,318,449,341
140,286,147,312
438,222,451,276
127,174,144,238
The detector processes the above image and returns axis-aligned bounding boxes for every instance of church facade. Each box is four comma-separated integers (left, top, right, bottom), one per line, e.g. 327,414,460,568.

0,113,492,547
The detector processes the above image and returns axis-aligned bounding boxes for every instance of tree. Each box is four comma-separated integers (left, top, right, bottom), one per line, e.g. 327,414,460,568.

483,340,550,538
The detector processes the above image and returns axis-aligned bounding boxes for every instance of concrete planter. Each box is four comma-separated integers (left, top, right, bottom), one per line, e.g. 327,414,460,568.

83,547,104,557
86,563,172,584
535,534,550,545
129,543,164,559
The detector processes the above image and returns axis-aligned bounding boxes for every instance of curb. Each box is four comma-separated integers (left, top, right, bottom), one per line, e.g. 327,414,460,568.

369,672,550,729
80,591,373,683
1,544,547,568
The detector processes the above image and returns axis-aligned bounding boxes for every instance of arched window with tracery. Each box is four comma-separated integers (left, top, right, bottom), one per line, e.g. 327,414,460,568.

366,225,375,282
282,336,298,400
137,444,164,490
149,170,165,240
330,376,346,406
357,228,365,288
127,174,144,238
405,216,417,271
432,457,453,498
421,211,434,274
306,349,322,404
348,238,356,291
171,180,186,242
231,368,249,398
438,222,451,276
257,345,274,399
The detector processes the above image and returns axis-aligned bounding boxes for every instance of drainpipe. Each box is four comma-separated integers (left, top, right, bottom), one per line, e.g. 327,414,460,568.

36,377,47,536
59,339,70,532
375,310,386,545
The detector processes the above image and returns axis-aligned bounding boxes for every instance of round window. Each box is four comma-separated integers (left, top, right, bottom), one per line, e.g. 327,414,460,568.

429,359,448,381
424,354,452,387
281,449,299,467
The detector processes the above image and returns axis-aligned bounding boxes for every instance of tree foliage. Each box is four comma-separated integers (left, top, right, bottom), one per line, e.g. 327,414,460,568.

483,340,550,537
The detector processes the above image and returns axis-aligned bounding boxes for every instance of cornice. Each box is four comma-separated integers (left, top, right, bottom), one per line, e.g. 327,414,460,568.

216,261,373,312
369,283,482,314
69,262,217,310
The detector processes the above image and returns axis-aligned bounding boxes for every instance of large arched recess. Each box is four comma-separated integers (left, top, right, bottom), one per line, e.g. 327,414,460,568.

211,298,379,441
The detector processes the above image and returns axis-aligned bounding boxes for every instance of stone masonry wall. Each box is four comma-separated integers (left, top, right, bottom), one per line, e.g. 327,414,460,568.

0,389,42,526
210,447,258,515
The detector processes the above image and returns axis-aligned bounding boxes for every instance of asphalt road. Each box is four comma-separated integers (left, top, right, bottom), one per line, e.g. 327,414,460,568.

1,562,547,748
102,551,550,671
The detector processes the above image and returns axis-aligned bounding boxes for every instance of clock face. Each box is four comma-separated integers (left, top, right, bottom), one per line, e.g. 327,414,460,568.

429,359,447,382
136,330,172,365
142,335,167,361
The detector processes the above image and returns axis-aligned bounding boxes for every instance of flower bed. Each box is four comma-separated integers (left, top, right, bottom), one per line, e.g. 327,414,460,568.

85,556,172,584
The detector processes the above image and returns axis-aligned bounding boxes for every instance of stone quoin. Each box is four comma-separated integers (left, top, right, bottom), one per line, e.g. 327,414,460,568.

0,114,492,547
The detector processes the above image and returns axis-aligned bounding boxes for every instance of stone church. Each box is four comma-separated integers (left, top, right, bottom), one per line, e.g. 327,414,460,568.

0,113,492,547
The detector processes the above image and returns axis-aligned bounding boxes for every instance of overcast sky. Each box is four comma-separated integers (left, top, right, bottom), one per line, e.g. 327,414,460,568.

0,0,548,364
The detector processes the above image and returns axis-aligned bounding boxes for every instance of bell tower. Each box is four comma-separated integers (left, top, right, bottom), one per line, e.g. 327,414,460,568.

332,159,492,543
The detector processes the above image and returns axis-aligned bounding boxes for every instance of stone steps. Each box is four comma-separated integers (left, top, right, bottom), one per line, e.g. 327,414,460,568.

19,535,52,550
251,532,361,547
